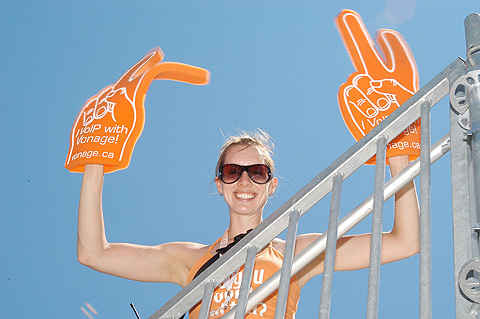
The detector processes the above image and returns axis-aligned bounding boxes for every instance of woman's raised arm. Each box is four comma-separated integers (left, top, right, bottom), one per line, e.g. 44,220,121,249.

295,155,420,288
77,164,205,287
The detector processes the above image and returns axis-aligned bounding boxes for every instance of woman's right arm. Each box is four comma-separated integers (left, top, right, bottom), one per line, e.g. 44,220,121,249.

77,164,204,287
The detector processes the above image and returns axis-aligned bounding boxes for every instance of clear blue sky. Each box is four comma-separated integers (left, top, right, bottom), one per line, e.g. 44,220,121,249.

2,1,477,318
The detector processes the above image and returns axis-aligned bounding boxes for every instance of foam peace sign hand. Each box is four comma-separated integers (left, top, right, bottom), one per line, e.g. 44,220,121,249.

335,9,420,164
65,47,210,173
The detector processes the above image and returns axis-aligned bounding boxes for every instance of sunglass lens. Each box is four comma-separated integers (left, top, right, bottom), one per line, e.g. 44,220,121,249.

248,165,270,184
222,164,242,183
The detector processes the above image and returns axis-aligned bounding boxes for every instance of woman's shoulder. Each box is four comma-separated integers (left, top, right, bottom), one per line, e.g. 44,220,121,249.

271,238,285,254
165,241,210,260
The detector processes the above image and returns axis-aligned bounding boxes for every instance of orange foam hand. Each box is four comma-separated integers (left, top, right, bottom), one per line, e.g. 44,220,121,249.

335,9,420,164
65,48,210,173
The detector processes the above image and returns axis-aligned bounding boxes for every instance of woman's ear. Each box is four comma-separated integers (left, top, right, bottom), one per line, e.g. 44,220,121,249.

269,177,278,196
215,176,223,195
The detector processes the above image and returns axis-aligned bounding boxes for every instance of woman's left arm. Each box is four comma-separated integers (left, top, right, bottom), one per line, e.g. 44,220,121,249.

381,155,420,260
295,155,420,288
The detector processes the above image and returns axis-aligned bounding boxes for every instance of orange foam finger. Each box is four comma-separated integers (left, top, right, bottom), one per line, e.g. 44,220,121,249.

335,9,421,165
153,62,210,85
375,30,419,92
65,48,210,173
335,9,383,74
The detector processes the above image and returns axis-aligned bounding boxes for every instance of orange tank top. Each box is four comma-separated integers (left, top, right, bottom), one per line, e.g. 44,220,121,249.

187,237,300,319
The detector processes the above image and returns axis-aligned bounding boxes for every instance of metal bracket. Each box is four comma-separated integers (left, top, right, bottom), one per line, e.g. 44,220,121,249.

450,69,480,131
459,256,480,304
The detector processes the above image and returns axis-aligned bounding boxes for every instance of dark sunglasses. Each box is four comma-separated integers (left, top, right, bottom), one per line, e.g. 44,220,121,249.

219,164,272,184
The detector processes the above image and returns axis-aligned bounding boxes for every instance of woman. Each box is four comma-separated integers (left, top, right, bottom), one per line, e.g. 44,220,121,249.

77,130,419,318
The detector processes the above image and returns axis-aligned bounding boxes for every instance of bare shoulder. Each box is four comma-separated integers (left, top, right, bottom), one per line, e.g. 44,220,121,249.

163,241,210,269
153,241,210,287
271,238,285,254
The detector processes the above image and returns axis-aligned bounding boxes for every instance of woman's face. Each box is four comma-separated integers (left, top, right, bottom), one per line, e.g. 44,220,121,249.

215,145,278,217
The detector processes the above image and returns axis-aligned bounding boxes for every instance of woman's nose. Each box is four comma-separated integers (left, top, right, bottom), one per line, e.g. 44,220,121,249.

237,171,252,186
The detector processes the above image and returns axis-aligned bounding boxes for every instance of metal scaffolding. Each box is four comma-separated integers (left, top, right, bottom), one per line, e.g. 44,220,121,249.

146,13,480,319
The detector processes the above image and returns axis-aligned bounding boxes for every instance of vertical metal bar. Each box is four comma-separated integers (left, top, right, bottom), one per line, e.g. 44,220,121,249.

366,135,387,319
450,92,477,318
465,13,480,68
198,281,215,319
450,65,478,319
419,100,432,319
448,14,480,318
318,172,343,319
234,245,258,319
465,13,480,245
274,209,300,319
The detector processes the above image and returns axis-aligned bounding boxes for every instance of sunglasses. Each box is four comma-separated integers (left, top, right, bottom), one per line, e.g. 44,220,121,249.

219,164,272,184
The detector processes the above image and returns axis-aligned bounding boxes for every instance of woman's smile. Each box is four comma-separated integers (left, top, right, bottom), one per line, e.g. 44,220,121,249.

234,192,256,200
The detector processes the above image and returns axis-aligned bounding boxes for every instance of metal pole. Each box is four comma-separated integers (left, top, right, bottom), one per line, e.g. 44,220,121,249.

198,282,215,319
274,209,300,319
366,135,387,319
318,173,343,319
419,100,432,319
234,245,258,319
465,13,480,237
450,64,478,318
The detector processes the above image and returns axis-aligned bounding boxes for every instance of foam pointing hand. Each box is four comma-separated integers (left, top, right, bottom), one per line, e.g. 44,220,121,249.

335,9,420,164
65,48,210,173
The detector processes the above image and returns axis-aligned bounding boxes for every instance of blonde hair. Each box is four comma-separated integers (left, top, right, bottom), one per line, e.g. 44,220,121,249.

216,130,275,177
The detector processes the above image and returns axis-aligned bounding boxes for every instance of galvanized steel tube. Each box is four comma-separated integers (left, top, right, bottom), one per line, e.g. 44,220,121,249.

198,281,215,319
419,100,432,319
465,13,480,234
234,245,258,319
366,135,387,319
274,209,300,319
318,173,343,319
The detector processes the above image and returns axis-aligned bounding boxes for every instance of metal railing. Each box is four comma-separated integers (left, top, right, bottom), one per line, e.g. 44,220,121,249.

147,13,480,319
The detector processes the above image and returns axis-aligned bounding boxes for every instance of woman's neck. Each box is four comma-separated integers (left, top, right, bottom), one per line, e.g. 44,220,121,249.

227,213,262,242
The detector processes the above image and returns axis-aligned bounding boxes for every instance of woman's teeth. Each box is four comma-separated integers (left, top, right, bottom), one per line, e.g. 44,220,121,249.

235,192,255,199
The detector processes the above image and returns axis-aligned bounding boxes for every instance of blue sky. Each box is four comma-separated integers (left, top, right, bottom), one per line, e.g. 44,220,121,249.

2,1,478,318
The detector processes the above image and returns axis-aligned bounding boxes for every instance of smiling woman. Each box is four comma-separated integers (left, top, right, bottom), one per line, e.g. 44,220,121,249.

213,130,278,223
76,129,419,319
